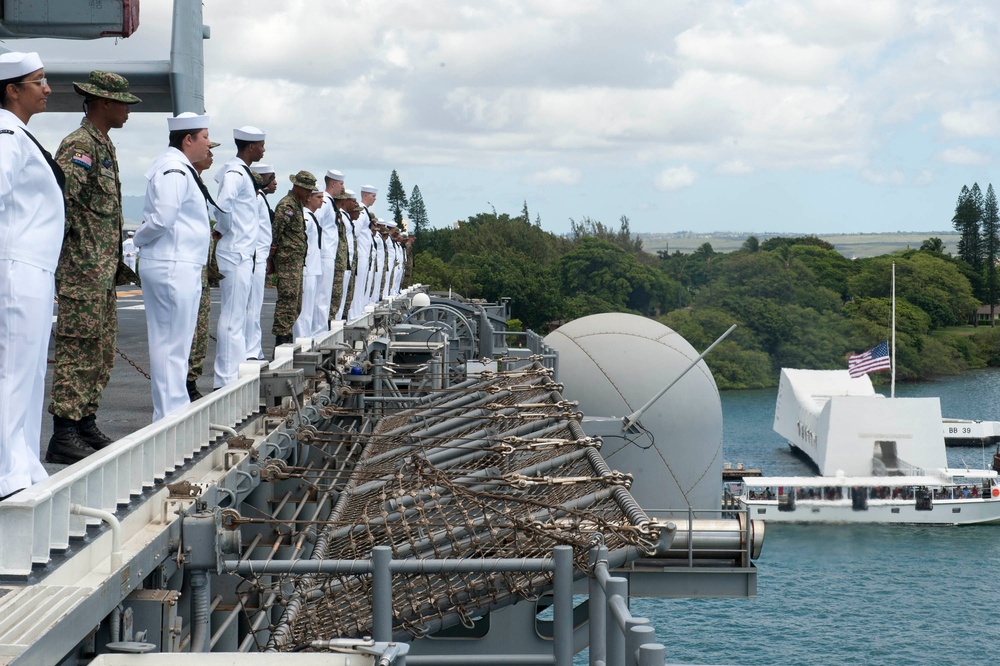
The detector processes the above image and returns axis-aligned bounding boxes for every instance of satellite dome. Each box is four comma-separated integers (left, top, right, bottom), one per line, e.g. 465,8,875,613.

411,292,431,308
544,313,723,513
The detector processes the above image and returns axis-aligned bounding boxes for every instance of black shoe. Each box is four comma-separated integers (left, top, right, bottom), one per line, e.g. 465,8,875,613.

187,380,203,401
274,334,293,345
77,414,114,450
45,417,96,464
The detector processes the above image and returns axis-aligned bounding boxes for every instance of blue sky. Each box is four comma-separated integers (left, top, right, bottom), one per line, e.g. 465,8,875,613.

9,0,1000,235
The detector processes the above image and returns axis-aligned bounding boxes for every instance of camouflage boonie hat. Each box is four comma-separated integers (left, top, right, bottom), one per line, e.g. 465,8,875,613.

73,71,141,104
289,170,317,189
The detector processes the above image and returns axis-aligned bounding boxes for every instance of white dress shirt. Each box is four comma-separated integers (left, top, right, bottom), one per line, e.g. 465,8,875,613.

134,147,210,264
213,157,259,257
0,109,64,271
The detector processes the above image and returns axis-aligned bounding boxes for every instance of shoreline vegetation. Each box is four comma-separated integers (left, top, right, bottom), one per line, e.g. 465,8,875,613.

412,209,998,390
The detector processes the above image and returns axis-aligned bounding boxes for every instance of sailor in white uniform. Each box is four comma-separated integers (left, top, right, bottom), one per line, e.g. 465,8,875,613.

0,52,63,499
212,126,264,388
245,163,275,360
348,186,377,320
134,112,211,422
293,190,325,339
369,217,387,305
383,220,401,299
122,230,137,272
314,170,344,334
334,189,358,321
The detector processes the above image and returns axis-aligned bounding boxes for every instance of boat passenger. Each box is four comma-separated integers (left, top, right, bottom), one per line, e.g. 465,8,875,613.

0,52,64,500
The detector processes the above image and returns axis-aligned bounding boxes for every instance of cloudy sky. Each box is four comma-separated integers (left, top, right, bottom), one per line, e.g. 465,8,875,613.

11,0,1000,235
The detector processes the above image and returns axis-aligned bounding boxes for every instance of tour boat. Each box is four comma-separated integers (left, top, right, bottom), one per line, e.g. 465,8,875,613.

737,468,1000,525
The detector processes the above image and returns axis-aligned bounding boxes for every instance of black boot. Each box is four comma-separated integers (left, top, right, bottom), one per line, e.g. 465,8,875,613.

274,334,293,346
187,379,203,401
77,414,113,450
45,416,96,464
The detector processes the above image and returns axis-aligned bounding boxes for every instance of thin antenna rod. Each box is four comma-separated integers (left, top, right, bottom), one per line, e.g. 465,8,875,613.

622,324,736,431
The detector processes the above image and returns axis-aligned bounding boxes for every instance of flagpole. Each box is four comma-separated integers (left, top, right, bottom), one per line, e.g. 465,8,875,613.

891,262,896,399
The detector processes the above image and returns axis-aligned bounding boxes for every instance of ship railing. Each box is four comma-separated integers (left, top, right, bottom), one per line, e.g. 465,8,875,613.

225,544,667,666
0,361,263,577
589,543,667,666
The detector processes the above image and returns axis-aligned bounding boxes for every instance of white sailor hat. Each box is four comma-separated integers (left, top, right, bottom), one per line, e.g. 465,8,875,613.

326,169,345,181
233,126,266,141
0,52,43,80
384,219,397,228
344,189,356,199
167,112,210,131
251,163,275,174
400,231,409,238
360,185,378,195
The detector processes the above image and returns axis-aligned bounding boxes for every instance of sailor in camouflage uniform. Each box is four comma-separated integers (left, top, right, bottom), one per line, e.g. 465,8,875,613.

270,170,316,346
47,71,140,464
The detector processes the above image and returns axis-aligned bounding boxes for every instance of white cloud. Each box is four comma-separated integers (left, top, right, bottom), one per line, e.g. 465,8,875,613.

940,102,1000,138
717,160,754,175
530,168,582,186
939,146,991,165
655,166,697,191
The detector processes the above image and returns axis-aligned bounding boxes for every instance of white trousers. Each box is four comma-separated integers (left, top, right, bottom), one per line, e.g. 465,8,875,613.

348,267,371,321
368,264,383,306
142,258,201,422
313,255,337,336
334,270,351,320
294,273,321,339
214,251,252,388
245,249,268,360
0,261,52,496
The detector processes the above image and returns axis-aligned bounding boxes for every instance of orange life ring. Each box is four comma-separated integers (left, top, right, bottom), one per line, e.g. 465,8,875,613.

991,487,999,498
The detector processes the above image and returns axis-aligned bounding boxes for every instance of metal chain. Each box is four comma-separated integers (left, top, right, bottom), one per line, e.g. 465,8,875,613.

115,345,151,380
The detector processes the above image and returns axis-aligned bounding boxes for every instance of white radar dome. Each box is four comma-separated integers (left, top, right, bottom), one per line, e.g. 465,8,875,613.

544,313,723,513
411,292,431,309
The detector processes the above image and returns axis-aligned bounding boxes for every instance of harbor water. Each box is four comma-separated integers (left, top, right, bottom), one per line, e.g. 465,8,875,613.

639,368,1000,665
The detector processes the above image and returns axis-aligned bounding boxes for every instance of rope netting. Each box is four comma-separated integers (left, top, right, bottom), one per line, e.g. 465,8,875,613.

239,363,659,650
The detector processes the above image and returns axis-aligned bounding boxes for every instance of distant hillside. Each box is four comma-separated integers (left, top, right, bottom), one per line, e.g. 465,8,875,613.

640,231,960,259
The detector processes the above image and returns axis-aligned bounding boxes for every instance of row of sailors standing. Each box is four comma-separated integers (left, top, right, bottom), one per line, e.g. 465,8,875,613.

0,50,416,501
291,179,412,340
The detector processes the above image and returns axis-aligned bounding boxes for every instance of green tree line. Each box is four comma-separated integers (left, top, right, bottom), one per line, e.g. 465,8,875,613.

409,205,1000,389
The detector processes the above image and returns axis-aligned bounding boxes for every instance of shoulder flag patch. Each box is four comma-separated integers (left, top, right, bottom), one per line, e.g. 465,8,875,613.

163,168,187,176
284,210,294,217
72,152,93,169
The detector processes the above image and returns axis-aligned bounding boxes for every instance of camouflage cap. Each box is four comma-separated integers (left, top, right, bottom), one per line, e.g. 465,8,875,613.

73,71,141,104
289,170,317,190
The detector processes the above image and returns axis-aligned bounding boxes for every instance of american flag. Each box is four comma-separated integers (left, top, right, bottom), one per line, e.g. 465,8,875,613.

848,341,891,378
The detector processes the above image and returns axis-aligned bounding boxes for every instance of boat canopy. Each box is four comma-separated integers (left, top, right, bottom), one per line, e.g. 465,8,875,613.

741,472,995,488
